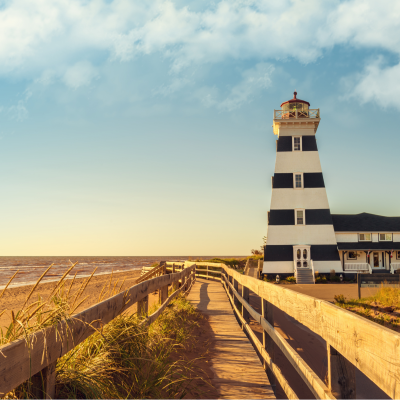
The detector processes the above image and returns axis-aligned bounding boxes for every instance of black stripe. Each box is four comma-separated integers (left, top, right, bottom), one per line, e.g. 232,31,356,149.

305,209,333,225
302,136,318,151
269,210,294,225
264,244,339,262
264,245,294,261
272,173,293,188
311,245,340,261
304,173,325,188
276,136,292,152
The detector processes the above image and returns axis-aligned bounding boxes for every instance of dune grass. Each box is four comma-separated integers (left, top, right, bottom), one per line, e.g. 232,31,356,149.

333,285,400,329
1,265,206,399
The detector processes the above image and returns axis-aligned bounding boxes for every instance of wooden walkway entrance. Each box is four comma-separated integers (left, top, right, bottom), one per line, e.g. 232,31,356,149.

187,278,275,399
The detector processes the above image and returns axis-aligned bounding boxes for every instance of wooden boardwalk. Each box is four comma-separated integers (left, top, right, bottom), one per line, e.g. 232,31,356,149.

187,278,275,399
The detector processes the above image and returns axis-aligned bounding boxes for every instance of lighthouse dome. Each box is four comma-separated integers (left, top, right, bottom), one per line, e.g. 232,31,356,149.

280,91,310,112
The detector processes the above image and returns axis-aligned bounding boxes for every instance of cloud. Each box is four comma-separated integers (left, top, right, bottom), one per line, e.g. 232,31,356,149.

1,0,400,108
343,57,400,110
198,63,274,111
63,61,99,89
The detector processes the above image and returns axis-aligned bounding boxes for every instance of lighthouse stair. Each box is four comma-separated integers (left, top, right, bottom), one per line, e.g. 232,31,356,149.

296,268,315,284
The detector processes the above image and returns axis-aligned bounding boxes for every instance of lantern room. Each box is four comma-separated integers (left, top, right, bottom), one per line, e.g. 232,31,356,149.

280,91,310,118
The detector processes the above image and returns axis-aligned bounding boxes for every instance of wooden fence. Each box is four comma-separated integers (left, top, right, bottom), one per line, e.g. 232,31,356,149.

191,262,400,399
166,261,222,281
0,264,196,399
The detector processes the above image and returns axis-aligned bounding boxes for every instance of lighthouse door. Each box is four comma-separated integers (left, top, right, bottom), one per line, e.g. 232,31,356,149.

293,245,311,269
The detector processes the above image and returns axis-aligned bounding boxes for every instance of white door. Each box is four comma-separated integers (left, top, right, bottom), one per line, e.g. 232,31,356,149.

294,246,311,269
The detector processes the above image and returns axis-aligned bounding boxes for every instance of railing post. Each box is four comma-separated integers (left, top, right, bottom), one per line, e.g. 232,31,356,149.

206,265,209,280
159,262,168,304
241,284,250,328
327,343,356,399
233,279,240,310
138,295,148,317
172,263,176,273
262,298,276,388
31,360,57,399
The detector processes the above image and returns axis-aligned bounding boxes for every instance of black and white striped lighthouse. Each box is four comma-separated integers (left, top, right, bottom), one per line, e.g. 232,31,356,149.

263,92,341,279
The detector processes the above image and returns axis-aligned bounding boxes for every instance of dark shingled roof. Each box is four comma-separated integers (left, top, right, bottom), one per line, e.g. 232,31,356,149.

337,242,400,250
332,213,400,232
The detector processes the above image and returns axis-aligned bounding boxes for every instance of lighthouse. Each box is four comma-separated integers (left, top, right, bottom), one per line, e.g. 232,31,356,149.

263,92,341,282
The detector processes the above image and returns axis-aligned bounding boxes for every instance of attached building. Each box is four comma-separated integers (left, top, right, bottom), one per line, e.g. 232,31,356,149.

263,93,400,280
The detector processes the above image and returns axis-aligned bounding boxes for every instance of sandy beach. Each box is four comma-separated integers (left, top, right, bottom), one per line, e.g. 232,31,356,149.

0,269,147,328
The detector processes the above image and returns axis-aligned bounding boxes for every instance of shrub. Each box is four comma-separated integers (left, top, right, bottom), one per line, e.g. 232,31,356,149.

286,276,296,283
334,294,347,304
316,276,327,284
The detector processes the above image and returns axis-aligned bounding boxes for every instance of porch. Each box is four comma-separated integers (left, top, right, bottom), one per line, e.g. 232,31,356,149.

338,245,400,274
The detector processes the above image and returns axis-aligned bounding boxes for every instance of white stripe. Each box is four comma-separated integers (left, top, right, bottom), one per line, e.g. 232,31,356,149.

275,152,322,173
266,225,338,245
270,188,330,210
262,261,342,274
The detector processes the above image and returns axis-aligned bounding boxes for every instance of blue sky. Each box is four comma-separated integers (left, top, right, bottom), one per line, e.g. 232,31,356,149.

0,0,399,256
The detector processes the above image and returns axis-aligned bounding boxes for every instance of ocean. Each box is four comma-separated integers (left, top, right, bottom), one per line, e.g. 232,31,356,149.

0,256,220,289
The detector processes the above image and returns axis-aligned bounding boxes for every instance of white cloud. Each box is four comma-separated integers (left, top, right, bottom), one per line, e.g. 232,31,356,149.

343,57,400,110
1,0,400,108
63,61,99,89
198,63,274,111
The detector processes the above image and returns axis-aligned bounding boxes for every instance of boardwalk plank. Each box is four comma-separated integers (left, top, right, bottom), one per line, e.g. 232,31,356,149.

187,278,275,399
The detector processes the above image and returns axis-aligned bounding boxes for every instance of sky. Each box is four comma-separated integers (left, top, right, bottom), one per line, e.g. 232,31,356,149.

0,0,400,256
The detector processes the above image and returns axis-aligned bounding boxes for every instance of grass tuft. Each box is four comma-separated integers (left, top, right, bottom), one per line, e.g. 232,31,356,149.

1,266,207,399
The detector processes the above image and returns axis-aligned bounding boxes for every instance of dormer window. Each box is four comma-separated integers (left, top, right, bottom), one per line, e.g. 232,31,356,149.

293,136,301,151
379,233,392,241
359,233,371,242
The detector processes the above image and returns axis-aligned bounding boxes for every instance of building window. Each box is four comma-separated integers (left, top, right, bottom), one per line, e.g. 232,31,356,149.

294,173,303,189
359,233,371,242
293,136,301,151
397,251,400,260
348,251,357,260
379,233,393,241
295,209,305,225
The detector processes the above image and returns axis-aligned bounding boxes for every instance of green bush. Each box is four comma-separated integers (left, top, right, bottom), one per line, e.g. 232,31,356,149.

286,276,296,283
316,276,327,284
334,294,347,304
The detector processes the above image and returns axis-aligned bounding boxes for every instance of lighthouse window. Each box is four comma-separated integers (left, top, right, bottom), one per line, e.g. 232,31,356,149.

295,209,305,225
293,137,301,151
379,233,393,241
294,173,303,189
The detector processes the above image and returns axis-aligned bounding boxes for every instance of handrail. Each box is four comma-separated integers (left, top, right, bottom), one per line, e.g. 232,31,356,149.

310,259,315,284
368,263,373,274
293,260,297,280
136,262,165,284
220,265,400,399
391,263,400,274
343,263,369,271
274,108,319,120
0,265,196,397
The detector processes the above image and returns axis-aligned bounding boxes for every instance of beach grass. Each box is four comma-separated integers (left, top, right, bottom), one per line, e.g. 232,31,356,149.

1,265,207,399
333,284,400,330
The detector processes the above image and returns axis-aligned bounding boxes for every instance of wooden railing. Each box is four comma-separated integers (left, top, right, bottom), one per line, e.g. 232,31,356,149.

391,263,400,274
343,263,369,271
166,261,222,281
274,109,319,120
0,265,196,398
220,265,400,399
